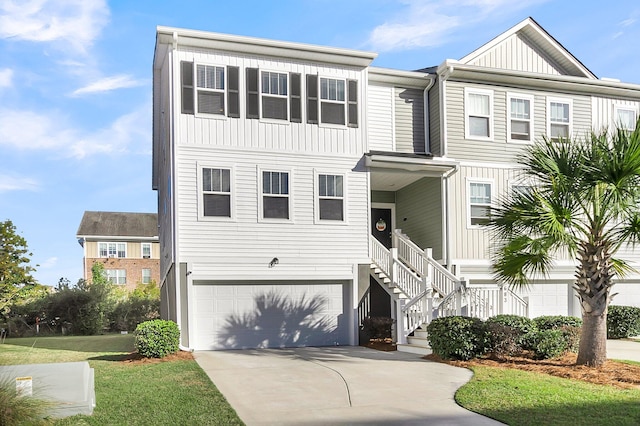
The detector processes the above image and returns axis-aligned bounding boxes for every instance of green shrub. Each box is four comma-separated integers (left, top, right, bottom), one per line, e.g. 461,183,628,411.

531,329,567,359
533,315,582,331
607,305,640,339
426,316,487,361
485,315,537,354
560,325,581,353
360,316,394,340
134,320,180,358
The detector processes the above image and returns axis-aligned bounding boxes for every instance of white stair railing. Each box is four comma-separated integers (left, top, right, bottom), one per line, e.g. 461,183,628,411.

370,231,529,344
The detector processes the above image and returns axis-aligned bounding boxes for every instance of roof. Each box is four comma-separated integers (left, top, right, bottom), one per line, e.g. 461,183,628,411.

77,211,158,239
458,17,596,79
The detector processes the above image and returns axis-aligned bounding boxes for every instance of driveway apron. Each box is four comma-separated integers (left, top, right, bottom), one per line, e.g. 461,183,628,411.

194,346,503,425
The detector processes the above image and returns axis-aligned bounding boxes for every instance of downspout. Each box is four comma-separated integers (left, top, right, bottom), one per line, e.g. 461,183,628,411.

437,61,457,270
423,76,436,154
170,31,192,352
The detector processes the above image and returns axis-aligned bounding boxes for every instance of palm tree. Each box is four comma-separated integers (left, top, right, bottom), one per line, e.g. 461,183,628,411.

490,123,640,366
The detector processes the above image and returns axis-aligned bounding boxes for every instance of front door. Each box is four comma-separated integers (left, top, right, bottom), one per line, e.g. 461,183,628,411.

371,208,392,249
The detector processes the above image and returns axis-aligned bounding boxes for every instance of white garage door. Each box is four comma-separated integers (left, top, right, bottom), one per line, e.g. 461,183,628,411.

192,282,351,350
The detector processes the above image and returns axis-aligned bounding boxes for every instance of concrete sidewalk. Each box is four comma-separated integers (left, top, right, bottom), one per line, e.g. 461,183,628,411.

194,346,503,426
607,339,640,362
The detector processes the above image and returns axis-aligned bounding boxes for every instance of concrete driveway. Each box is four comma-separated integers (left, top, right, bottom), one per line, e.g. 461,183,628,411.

194,346,503,426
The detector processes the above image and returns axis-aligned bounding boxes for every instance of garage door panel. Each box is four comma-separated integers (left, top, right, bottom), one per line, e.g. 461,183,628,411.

192,282,350,350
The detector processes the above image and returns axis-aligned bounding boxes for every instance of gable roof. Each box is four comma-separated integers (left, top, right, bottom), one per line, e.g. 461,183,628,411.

77,211,158,239
458,17,596,79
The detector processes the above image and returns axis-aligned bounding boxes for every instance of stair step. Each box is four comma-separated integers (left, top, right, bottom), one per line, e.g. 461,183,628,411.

413,329,428,339
396,343,432,356
407,336,430,346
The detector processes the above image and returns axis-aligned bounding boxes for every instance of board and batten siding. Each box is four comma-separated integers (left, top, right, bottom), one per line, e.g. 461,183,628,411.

468,33,563,75
394,87,426,153
367,84,394,152
176,48,366,157
175,145,369,281
445,81,592,162
395,177,443,260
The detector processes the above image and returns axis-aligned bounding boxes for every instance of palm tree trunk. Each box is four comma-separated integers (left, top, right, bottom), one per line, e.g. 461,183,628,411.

574,241,612,367
576,312,607,366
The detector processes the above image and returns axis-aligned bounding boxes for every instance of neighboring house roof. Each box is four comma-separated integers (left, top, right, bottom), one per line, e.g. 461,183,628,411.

458,17,596,79
76,211,158,239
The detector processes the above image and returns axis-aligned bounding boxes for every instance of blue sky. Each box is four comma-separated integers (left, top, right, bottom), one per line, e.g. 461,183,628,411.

1,0,640,287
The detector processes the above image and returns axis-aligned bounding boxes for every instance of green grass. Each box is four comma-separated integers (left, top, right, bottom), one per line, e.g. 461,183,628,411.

0,335,243,425
456,366,640,426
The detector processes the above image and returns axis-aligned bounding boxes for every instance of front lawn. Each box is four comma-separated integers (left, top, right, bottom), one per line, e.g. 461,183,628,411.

0,335,243,425
456,365,640,426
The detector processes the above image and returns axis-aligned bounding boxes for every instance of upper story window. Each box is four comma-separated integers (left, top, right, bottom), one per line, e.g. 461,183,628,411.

614,105,638,131
202,167,231,218
261,71,288,120
141,243,151,259
320,78,346,125
318,173,344,221
468,181,492,227
246,69,301,122
181,61,239,118
99,242,126,258
197,64,225,115
547,97,572,140
106,269,126,285
307,75,358,127
508,93,534,143
465,88,493,140
262,171,290,220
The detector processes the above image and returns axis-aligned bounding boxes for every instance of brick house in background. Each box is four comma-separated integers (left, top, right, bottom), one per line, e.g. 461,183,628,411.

77,211,160,290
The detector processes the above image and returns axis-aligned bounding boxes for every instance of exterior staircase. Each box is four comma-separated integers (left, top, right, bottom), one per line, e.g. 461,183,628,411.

363,230,528,355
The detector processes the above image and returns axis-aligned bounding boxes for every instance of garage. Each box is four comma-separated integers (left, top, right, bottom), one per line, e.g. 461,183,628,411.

191,281,352,350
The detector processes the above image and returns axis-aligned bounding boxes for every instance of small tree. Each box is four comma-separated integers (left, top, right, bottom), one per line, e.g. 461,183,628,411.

490,124,640,366
0,220,37,318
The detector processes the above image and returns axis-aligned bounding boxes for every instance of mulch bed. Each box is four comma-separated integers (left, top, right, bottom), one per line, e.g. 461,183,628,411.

361,338,397,351
120,350,195,364
425,352,640,389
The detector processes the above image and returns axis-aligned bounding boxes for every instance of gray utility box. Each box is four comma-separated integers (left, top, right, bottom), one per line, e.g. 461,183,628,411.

0,361,95,418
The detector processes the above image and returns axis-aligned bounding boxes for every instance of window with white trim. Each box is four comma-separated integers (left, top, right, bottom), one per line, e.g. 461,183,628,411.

320,77,346,125
465,88,493,139
548,98,572,140
196,64,225,115
99,242,126,258
614,105,637,131
142,269,151,284
106,269,126,285
468,182,492,227
202,168,231,217
141,243,151,259
262,171,289,219
508,94,534,142
261,71,288,120
318,174,344,221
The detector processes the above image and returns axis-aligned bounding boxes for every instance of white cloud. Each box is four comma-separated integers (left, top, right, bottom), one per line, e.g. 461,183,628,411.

0,0,110,53
620,18,636,27
0,104,150,159
368,0,549,52
71,75,146,96
0,68,12,88
0,173,40,192
40,257,58,268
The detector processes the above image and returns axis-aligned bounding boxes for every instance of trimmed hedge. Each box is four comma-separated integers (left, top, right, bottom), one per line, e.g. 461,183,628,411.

426,316,487,360
533,315,582,330
607,305,640,339
427,314,581,361
134,320,180,358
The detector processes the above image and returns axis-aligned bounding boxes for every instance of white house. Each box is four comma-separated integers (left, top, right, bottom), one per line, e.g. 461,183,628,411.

153,17,640,352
